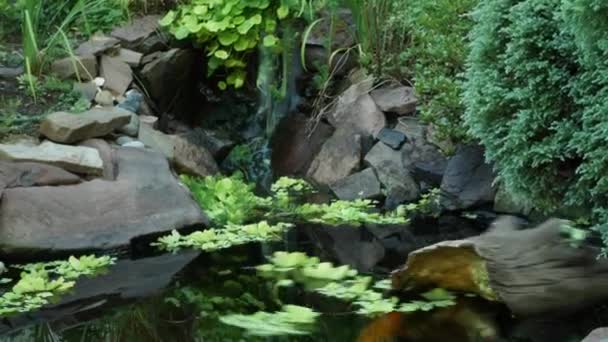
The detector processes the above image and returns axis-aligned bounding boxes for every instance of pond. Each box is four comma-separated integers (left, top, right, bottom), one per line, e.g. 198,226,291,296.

0,218,598,342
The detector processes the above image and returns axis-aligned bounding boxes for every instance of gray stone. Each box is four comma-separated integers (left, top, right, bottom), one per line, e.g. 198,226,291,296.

116,48,143,67
116,136,135,145
377,127,407,149
138,124,219,177
100,55,132,96
122,141,145,148
402,142,447,186
51,55,97,81
0,161,81,188
139,115,158,128
271,114,333,176
364,142,420,201
75,35,120,56
94,90,114,106
0,148,208,256
395,117,427,147
582,328,608,342
139,34,168,55
0,141,103,175
73,81,97,102
79,139,115,180
40,108,132,143
117,112,140,137
180,128,235,161
370,85,417,115
0,66,23,79
385,186,417,210
440,144,496,210
140,49,196,112
331,168,382,200
118,89,144,113
329,90,386,138
110,15,162,51
306,129,361,186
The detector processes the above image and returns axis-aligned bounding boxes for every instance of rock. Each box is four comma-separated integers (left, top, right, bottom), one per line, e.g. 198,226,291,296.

377,127,407,149
329,90,386,138
79,139,115,180
582,328,608,342
73,81,98,102
139,115,158,127
141,51,162,65
331,168,382,200
395,117,427,146
402,143,447,186
116,48,143,67
110,15,162,51
180,128,235,161
123,141,145,148
370,85,417,115
94,90,114,106
116,136,135,145
138,124,219,177
117,112,140,137
0,141,103,175
305,225,385,272
385,186,417,210
364,142,420,201
0,161,81,188
118,89,144,113
140,49,196,113
0,148,208,256
40,108,132,143
392,217,608,317
75,35,120,56
0,66,23,79
440,145,496,210
51,55,97,81
139,34,168,55
306,129,361,186
100,55,132,96
271,114,333,176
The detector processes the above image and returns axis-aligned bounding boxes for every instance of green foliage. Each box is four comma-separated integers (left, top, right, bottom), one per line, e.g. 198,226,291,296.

220,304,320,336
463,0,608,239
0,255,115,316
180,173,269,225
256,251,458,317
153,221,293,253
160,0,315,89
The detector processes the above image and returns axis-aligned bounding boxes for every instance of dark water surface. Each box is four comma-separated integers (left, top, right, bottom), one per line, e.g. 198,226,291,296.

0,223,599,342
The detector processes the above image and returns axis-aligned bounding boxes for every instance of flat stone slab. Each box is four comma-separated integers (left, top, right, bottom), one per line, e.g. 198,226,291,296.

0,161,81,188
40,108,132,143
371,85,417,115
110,15,161,51
307,129,362,186
331,168,382,200
0,141,103,175
0,148,208,256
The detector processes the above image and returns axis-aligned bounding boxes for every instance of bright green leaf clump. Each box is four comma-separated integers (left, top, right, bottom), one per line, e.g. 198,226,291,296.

0,255,115,316
219,305,319,336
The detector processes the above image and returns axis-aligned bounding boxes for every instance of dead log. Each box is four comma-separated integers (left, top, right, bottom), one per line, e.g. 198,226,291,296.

391,216,608,316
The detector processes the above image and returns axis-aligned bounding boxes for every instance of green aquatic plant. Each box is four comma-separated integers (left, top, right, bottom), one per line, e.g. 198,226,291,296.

219,304,320,336
256,251,458,317
0,255,116,316
180,174,270,225
153,221,293,253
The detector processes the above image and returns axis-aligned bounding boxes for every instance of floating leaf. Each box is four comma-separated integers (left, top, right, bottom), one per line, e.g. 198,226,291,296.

263,35,279,47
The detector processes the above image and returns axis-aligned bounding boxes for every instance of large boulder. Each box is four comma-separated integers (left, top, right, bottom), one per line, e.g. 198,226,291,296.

370,85,418,115
50,55,97,81
0,161,81,188
329,90,386,138
40,108,132,143
110,15,162,52
0,141,103,175
0,148,208,257
306,129,362,186
330,168,382,200
271,114,333,176
440,145,496,210
138,124,219,177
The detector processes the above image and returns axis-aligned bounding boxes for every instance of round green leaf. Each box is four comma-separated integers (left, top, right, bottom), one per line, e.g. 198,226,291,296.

263,35,279,47
277,6,289,19
218,31,239,46
214,50,230,60
159,11,176,26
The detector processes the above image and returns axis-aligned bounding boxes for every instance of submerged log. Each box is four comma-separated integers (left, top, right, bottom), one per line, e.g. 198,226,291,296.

392,216,608,316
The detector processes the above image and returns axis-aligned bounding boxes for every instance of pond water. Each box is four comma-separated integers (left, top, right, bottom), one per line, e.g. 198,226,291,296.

0,224,599,342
